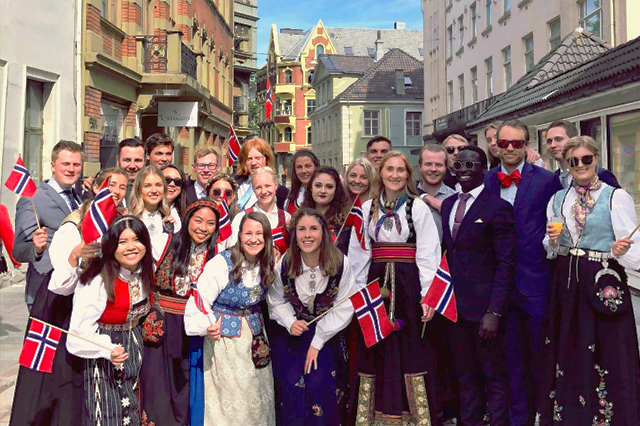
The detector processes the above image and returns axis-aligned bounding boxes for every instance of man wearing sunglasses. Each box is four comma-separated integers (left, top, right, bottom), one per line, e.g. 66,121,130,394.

442,134,469,189
441,145,516,426
545,120,619,189
484,119,562,426
186,148,220,205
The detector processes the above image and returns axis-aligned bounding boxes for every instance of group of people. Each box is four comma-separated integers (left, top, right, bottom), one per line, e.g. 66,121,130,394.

5,117,639,426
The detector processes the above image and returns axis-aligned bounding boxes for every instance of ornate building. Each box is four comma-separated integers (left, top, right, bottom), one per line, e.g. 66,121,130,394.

232,0,258,140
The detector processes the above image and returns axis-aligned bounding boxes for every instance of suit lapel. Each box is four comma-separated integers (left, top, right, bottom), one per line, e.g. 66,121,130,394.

513,162,533,211
484,169,500,196
43,181,72,215
454,190,489,245
441,198,454,249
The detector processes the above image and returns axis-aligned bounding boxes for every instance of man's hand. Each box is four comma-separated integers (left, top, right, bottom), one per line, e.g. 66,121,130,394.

290,320,308,336
82,176,94,193
33,227,48,254
422,195,444,213
479,313,499,340
526,149,541,164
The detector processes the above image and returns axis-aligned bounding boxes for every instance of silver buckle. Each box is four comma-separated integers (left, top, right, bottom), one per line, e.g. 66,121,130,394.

569,248,586,257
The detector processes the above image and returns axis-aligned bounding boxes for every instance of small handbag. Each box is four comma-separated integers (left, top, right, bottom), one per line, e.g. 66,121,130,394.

587,260,630,317
251,329,271,369
141,295,166,345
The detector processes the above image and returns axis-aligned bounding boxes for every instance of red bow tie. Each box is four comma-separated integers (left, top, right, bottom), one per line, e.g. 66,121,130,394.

497,170,521,188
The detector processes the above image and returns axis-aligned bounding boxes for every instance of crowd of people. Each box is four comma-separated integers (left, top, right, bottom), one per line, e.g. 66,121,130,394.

4,117,640,426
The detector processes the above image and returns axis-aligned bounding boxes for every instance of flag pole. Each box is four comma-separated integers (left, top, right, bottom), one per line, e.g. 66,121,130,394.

628,222,640,239
334,196,359,245
29,317,112,351
30,199,41,229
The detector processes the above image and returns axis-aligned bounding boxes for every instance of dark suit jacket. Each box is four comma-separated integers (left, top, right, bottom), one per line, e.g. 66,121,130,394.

554,166,620,189
442,188,517,322
443,169,458,190
484,163,562,297
185,179,200,206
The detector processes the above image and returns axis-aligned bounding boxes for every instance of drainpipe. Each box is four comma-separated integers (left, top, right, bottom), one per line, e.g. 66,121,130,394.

75,0,83,144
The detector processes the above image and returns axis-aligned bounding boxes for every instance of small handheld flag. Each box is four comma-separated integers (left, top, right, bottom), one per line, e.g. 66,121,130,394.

191,284,209,315
272,226,288,253
81,177,118,243
265,79,274,119
4,156,37,197
227,125,240,167
19,318,62,373
345,195,366,250
216,194,232,243
421,254,458,323
350,279,395,348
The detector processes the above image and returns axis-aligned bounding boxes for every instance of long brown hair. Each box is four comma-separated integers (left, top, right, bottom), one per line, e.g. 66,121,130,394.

230,211,276,286
285,208,343,279
371,151,421,223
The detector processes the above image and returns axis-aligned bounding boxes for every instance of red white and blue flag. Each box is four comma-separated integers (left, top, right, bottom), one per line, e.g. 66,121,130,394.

227,125,240,167
191,284,209,315
4,156,37,197
81,177,118,243
216,194,232,243
350,279,395,348
421,253,458,323
19,318,62,373
345,195,366,249
265,79,274,119
272,226,288,253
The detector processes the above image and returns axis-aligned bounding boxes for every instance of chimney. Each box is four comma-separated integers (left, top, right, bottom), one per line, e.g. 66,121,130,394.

375,30,384,61
395,70,405,95
394,22,406,30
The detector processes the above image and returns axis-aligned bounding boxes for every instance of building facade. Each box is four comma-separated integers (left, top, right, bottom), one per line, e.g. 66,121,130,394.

232,0,258,139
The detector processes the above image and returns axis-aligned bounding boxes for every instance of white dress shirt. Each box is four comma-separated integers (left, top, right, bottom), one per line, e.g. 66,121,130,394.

194,180,207,200
47,179,80,211
48,222,82,295
499,161,525,206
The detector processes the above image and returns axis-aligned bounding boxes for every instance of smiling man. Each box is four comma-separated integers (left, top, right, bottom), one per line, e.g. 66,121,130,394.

186,148,219,205
365,136,392,170
145,133,174,169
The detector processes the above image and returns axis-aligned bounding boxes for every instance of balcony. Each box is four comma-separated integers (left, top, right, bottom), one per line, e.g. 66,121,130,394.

142,35,168,73
181,42,197,80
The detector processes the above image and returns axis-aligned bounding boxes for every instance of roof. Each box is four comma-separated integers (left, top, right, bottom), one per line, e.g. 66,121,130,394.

470,28,612,127
278,30,312,61
336,48,424,101
317,55,375,74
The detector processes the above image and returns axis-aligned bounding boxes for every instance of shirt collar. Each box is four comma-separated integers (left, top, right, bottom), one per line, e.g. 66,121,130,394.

500,160,525,175
47,178,71,194
253,203,276,215
301,258,320,273
119,266,141,281
194,180,206,197
461,184,484,200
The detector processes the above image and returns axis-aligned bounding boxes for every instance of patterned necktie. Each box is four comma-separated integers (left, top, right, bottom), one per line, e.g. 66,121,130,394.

62,189,79,210
452,193,471,240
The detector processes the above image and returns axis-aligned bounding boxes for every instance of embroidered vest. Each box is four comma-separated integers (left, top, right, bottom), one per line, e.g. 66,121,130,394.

98,278,149,325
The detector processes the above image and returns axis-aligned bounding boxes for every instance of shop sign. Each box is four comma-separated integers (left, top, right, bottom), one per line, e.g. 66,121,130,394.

158,102,198,127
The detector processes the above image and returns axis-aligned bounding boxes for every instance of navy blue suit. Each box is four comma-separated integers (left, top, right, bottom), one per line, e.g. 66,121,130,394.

484,162,562,426
441,188,517,426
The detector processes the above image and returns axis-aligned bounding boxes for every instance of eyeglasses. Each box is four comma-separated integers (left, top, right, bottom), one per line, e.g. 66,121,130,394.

165,177,183,187
497,139,527,149
445,146,463,154
568,154,595,168
211,188,234,198
452,161,482,171
195,163,219,171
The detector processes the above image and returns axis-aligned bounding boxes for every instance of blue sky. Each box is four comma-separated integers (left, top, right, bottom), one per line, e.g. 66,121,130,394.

255,0,423,66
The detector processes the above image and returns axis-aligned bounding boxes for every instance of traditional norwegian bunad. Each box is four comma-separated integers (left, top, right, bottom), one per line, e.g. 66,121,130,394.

284,186,305,216
348,194,442,426
141,210,172,264
539,181,640,425
184,250,275,426
268,253,356,425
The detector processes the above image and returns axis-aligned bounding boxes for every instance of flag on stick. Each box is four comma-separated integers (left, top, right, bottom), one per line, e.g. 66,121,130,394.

4,156,37,197
227,125,240,167
272,226,288,253
421,254,458,323
191,284,209,315
216,194,232,243
81,177,118,243
265,79,274,119
19,318,62,373
350,279,395,348
344,195,366,249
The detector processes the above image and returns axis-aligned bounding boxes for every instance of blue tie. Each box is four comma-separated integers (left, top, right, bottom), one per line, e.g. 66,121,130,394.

63,189,79,210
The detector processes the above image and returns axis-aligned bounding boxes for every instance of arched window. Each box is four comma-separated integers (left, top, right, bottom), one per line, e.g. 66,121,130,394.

284,69,292,83
316,45,324,58
284,127,293,142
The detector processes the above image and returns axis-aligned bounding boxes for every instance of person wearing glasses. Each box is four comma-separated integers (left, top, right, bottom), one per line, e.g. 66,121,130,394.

442,134,469,189
545,120,619,189
186,148,220,205
163,165,188,219
483,119,562,426
540,135,640,425
206,173,240,220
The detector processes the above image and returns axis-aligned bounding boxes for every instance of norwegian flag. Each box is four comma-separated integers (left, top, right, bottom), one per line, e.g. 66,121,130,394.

265,79,274,119
345,195,366,249
4,156,37,197
227,125,240,167
216,194,232,243
191,284,209,315
19,318,62,373
421,254,458,323
350,279,395,348
272,226,288,253
285,199,298,216
81,177,118,243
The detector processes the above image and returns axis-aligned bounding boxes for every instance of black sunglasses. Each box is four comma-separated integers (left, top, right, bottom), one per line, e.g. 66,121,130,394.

452,160,482,171
165,177,183,187
211,188,234,198
568,155,595,168
497,139,527,149
445,146,463,154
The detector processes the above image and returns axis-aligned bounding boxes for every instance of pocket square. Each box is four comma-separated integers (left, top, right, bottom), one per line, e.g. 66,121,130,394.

474,218,483,224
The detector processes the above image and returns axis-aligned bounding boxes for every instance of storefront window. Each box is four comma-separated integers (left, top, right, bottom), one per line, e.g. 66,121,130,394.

609,110,640,216
100,101,126,168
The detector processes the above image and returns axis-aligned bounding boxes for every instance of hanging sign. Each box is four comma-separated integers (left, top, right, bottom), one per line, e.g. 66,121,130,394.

158,102,198,127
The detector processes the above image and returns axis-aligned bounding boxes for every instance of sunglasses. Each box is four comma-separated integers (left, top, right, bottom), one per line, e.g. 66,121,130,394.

211,188,234,198
165,177,183,187
497,139,527,149
452,161,482,171
445,146,463,154
568,155,595,168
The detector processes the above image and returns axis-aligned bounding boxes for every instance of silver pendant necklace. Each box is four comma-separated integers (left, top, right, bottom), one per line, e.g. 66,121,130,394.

309,266,318,293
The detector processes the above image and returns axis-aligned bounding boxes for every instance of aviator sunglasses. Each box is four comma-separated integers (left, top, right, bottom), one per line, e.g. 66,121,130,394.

211,188,234,198
568,154,595,168
497,139,527,149
165,177,183,187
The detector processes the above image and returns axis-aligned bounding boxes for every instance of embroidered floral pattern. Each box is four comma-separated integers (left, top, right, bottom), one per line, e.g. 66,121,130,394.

553,400,563,421
589,344,596,352
596,286,624,313
592,364,613,425
141,410,156,426
141,312,163,343
294,376,306,388
312,404,323,416
556,363,565,378
580,395,586,407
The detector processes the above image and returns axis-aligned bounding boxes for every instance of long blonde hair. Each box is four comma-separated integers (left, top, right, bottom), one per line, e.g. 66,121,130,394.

128,165,171,218
343,157,378,203
371,151,421,223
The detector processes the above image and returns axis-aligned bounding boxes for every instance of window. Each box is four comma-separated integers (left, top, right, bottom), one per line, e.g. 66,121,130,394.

524,34,534,72
24,80,45,183
419,48,424,56
307,126,312,145
308,70,314,84
306,99,316,115
504,0,510,13
448,80,454,112
458,74,465,108
471,66,478,103
458,15,464,49
486,0,492,27
284,127,292,142
344,46,353,55
363,110,379,136
284,69,292,83
367,47,375,58
503,46,512,90
470,3,477,39
609,110,640,216
282,99,292,115
316,44,324,58
485,57,493,97
580,0,602,38
406,112,422,137
549,19,561,50
447,25,453,58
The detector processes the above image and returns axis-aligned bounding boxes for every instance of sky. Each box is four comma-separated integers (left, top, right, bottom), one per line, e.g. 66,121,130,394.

255,0,423,66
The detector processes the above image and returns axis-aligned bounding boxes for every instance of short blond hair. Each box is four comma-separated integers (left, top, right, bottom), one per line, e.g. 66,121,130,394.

443,134,469,146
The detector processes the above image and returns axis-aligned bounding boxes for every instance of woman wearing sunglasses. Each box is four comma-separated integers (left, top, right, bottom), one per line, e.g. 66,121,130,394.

163,165,188,219
540,136,640,425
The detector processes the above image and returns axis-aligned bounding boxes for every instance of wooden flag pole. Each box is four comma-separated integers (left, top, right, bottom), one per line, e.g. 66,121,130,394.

334,196,359,244
29,317,112,351
628,222,640,239
30,199,41,229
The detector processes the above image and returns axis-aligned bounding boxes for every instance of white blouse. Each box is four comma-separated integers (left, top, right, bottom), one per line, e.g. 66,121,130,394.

48,222,82,296
67,268,148,360
544,184,640,270
267,256,356,351
142,210,171,263
184,254,262,336
170,206,182,234
348,196,441,298
227,204,291,247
